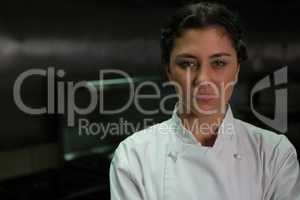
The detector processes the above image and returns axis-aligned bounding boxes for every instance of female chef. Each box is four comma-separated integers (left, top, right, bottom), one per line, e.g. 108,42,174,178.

110,2,300,200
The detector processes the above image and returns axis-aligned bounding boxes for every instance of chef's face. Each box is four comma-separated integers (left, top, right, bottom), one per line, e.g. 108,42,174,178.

167,26,239,116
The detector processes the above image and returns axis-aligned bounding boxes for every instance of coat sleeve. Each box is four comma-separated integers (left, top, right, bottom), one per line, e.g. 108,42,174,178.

264,136,300,200
109,142,144,200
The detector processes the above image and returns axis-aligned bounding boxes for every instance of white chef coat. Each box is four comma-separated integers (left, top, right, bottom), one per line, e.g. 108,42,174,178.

109,103,300,200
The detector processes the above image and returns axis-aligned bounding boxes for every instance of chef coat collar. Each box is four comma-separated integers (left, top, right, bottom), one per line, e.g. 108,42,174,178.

170,102,237,153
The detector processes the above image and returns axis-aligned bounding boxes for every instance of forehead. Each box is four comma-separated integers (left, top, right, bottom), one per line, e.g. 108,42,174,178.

172,26,235,56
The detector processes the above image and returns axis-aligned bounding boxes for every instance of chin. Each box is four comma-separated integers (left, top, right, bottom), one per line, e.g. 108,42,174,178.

192,102,218,115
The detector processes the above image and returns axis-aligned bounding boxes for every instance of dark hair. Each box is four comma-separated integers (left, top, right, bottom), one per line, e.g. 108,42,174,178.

160,2,248,67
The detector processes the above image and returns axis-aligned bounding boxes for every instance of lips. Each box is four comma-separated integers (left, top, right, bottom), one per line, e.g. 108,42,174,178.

195,93,218,100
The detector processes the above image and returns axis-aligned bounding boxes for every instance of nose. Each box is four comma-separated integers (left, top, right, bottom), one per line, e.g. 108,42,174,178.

193,63,211,86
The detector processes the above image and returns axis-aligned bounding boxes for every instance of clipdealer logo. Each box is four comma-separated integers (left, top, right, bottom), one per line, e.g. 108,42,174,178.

13,68,136,126
12,67,177,127
13,66,288,134
250,66,288,133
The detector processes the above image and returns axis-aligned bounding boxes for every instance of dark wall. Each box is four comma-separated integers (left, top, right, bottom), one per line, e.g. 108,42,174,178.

0,0,299,151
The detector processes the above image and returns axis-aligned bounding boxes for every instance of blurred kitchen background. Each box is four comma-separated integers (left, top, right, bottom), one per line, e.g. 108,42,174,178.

0,0,299,199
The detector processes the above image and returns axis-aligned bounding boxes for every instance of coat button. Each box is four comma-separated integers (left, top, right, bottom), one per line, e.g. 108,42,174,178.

168,152,178,162
233,153,242,160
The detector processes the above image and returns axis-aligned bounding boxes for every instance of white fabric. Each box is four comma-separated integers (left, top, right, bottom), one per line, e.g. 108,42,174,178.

110,104,300,200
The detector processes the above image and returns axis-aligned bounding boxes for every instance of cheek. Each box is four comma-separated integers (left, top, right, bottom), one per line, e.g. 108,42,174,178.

213,69,237,99
223,74,237,100
176,77,192,96
216,65,237,86
171,71,194,97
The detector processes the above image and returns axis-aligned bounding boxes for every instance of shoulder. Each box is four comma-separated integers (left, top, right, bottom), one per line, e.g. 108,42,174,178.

236,119,295,153
234,119,297,174
121,118,173,147
112,118,173,161
235,120,300,199
110,119,174,180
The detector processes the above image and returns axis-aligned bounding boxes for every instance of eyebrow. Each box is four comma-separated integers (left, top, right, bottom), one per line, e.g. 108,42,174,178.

175,52,232,59
175,53,197,59
210,53,232,58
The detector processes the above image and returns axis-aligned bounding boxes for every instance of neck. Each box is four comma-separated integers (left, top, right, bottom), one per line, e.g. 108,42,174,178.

179,107,227,146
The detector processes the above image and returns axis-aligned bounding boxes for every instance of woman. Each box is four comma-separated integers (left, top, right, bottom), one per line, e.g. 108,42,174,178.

110,2,300,200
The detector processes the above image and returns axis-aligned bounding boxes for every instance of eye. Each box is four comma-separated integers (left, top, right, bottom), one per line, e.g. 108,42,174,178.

211,59,227,68
175,58,198,69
